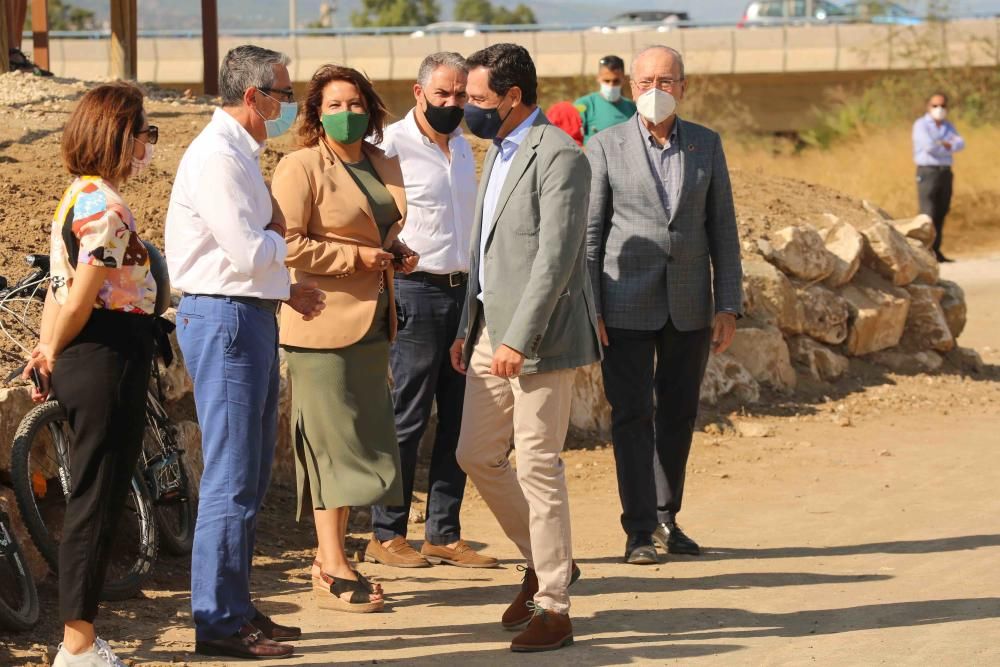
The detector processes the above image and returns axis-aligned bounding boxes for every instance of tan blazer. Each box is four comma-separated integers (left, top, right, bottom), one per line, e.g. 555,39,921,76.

271,140,406,349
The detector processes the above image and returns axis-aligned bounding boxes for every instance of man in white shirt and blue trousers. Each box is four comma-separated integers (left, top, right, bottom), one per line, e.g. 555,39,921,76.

366,53,498,569
165,45,323,660
913,92,965,262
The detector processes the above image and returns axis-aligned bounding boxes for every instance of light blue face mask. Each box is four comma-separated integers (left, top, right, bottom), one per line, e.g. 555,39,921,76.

256,91,298,138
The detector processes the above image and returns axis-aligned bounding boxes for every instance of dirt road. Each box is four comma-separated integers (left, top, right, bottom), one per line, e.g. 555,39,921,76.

4,260,998,666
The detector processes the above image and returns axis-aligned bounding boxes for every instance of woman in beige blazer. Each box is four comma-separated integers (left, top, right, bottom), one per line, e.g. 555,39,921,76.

271,64,418,613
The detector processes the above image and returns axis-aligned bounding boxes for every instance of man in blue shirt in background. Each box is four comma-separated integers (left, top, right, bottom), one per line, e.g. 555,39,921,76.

912,92,965,262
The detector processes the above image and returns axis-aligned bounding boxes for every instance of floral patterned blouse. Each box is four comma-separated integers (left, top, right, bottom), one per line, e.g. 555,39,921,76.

50,176,157,315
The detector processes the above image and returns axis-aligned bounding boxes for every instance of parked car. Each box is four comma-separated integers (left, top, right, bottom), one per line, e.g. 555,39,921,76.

592,10,690,33
410,21,480,38
739,0,850,27
840,1,923,25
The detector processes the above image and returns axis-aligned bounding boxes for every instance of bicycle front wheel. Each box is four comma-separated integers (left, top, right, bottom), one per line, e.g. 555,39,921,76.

10,401,159,601
0,513,39,631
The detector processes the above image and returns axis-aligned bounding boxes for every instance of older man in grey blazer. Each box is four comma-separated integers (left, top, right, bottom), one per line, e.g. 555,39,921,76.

586,45,743,565
449,43,600,653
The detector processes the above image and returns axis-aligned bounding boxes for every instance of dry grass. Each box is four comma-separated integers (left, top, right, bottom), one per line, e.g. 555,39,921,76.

726,123,1000,256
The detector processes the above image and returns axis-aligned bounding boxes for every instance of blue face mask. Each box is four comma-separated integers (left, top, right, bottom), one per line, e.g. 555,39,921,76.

256,92,298,138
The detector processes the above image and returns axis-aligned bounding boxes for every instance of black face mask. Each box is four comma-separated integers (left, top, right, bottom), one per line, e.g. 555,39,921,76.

464,98,512,141
423,98,465,135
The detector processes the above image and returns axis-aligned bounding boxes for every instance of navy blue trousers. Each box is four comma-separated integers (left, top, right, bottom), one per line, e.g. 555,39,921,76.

372,276,467,545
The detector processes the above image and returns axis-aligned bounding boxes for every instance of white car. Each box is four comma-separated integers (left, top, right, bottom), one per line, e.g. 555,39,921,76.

410,22,480,38
592,11,689,33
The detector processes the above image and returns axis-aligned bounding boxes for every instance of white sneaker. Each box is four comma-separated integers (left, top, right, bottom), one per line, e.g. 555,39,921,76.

52,637,127,667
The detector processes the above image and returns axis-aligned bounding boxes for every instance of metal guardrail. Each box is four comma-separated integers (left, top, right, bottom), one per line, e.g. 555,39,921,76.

20,16,956,40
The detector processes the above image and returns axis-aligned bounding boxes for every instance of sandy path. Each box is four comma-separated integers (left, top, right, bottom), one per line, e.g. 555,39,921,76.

63,262,992,667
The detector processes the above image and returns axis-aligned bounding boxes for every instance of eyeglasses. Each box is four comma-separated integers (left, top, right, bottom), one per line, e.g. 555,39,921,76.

634,77,684,92
136,125,158,144
259,87,295,103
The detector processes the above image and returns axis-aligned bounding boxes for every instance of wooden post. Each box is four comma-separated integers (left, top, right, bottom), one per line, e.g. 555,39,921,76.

0,1,9,73
110,0,137,80
202,0,219,96
31,0,49,72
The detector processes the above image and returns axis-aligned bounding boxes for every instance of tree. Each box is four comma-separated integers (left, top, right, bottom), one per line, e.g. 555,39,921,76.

351,0,440,28
26,0,96,31
454,0,536,25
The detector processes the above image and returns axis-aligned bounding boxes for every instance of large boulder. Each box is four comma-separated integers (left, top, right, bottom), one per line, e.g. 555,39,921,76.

700,353,760,405
742,259,803,334
907,239,940,285
892,213,936,249
862,222,920,286
938,279,967,339
838,268,911,356
0,386,33,473
901,284,955,353
863,199,893,221
822,220,864,287
727,323,797,392
569,363,611,439
759,225,835,282
797,284,850,345
156,309,194,403
788,336,849,382
869,349,944,374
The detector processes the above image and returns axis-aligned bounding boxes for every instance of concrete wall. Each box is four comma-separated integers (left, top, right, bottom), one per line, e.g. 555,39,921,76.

46,19,1000,84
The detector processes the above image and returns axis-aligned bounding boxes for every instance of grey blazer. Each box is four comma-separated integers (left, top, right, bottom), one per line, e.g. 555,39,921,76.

459,113,602,374
586,116,743,332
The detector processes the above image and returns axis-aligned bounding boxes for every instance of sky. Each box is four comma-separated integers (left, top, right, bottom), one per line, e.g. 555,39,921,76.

67,0,1000,30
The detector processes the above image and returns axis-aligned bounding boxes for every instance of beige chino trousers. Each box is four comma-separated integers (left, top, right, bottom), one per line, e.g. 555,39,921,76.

456,323,575,614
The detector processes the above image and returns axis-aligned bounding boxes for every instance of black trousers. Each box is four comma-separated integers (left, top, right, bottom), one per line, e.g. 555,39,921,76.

51,308,154,623
917,165,953,255
601,320,711,541
372,276,468,545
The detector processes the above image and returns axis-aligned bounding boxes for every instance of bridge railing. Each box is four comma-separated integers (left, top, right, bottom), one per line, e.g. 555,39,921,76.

29,19,1000,84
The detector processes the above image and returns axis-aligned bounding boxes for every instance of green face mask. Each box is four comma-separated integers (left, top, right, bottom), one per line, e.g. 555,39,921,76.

322,111,369,145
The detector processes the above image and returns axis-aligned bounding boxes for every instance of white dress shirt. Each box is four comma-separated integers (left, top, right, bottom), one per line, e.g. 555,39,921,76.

380,109,476,275
165,108,290,299
478,108,541,301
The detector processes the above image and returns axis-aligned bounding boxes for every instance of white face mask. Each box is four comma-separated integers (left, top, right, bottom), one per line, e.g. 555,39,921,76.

929,106,948,121
131,141,154,177
600,83,622,103
636,88,677,125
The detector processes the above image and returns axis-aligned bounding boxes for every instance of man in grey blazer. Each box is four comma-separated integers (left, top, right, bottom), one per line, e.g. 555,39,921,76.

586,46,743,565
449,43,600,653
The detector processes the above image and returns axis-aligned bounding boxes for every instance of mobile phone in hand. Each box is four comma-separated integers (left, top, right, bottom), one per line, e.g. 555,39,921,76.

29,367,44,393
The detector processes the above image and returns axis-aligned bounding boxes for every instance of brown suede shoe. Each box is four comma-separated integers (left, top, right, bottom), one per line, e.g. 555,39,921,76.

502,562,581,630
510,607,574,652
365,536,431,568
251,608,301,641
195,624,295,659
421,540,499,568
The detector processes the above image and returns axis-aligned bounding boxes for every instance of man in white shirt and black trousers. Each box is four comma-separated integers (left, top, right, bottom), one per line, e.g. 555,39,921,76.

366,52,498,569
165,45,323,660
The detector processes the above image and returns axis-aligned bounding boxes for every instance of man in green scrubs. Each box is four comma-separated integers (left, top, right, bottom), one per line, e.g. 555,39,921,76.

574,55,637,144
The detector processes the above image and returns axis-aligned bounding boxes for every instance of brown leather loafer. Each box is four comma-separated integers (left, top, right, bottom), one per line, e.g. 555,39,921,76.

420,540,499,568
251,608,301,642
365,536,431,568
502,562,581,629
195,624,294,659
510,608,574,652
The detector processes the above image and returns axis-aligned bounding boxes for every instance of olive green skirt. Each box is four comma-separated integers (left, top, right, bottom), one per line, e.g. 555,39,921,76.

284,294,403,519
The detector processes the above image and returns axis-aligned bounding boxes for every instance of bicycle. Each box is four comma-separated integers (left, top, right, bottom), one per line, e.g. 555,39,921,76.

2,248,196,600
0,507,39,631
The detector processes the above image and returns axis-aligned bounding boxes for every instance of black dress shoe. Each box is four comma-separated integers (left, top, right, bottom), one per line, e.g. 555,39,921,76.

252,608,302,641
195,624,295,659
653,521,701,555
624,533,658,564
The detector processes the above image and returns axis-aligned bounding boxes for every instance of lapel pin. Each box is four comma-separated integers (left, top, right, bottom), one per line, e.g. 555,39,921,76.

688,144,696,152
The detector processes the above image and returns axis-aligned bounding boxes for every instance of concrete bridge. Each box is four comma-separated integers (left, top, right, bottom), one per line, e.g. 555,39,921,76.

40,19,1000,132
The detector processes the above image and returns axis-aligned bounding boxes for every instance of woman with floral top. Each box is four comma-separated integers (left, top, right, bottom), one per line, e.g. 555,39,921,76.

24,81,159,667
